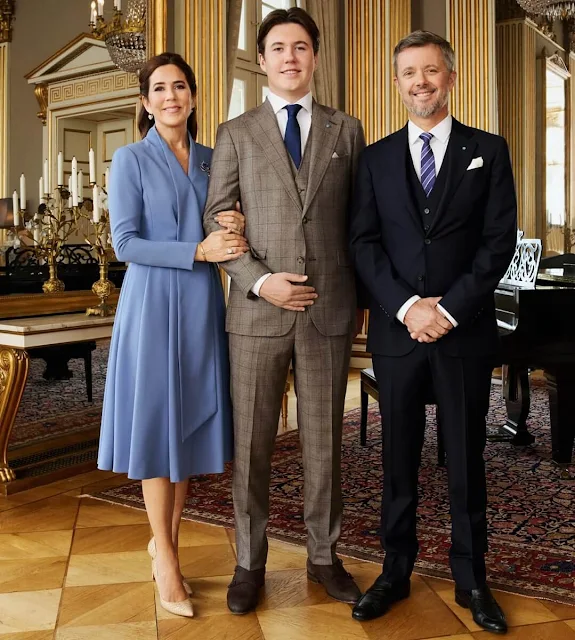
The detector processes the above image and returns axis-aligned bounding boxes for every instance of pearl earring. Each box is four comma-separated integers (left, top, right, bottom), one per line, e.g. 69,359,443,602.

148,112,153,120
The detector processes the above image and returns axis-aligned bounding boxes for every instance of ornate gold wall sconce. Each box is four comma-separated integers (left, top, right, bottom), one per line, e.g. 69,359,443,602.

0,0,15,44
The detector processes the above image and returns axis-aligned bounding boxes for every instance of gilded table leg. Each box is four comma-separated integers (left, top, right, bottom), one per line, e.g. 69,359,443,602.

281,381,290,432
0,348,29,484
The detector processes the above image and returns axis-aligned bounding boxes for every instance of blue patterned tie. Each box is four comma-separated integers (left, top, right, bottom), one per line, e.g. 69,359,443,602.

284,104,303,169
419,132,436,197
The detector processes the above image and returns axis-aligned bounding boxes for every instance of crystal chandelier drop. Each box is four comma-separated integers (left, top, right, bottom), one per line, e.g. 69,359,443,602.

516,0,575,19
90,0,147,75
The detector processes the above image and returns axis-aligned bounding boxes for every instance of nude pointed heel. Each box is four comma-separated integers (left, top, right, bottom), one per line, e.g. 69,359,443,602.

151,558,194,618
148,537,193,595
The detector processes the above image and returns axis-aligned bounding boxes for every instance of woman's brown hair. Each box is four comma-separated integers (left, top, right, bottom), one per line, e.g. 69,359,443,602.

137,52,198,140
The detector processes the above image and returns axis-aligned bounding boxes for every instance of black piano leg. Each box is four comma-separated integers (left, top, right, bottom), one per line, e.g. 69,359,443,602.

546,368,575,464
490,365,536,445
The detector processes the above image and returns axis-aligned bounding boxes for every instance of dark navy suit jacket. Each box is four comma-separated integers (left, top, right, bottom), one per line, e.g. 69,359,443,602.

350,118,517,358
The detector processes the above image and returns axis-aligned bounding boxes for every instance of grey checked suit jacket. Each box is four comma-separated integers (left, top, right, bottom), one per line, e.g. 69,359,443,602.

203,99,366,338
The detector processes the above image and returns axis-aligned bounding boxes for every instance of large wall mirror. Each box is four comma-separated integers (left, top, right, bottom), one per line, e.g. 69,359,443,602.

541,53,570,255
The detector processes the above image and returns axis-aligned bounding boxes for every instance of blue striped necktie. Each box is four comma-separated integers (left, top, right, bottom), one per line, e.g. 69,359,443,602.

284,104,303,169
419,132,436,197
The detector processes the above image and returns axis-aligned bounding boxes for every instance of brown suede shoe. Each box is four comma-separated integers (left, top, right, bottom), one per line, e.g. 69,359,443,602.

307,558,362,604
227,566,265,615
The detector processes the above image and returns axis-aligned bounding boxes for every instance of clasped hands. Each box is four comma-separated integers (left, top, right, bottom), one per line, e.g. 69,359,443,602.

197,202,249,263
404,297,453,343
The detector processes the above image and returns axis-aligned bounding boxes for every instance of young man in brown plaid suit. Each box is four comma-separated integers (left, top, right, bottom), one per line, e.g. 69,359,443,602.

203,7,366,615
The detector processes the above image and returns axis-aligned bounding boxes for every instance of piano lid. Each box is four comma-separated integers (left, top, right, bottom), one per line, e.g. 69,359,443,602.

536,267,575,288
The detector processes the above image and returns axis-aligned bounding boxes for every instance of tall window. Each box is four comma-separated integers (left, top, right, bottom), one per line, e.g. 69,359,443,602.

228,0,299,120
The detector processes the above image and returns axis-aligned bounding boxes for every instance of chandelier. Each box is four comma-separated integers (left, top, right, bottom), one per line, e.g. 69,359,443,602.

90,0,146,75
516,0,575,19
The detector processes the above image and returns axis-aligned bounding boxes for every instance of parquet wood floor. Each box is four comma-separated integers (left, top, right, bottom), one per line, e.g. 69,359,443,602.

0,372,573,639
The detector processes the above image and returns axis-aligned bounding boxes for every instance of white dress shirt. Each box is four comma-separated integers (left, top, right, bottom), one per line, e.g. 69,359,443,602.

396,114,458,328
251,91,314,296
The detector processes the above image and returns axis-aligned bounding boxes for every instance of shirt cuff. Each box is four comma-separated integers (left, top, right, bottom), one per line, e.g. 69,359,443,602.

252,273,272,296
437,303,458,328
396,295,421,324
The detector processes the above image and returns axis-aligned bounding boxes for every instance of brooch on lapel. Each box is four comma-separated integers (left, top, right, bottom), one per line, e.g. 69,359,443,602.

200,161,211,177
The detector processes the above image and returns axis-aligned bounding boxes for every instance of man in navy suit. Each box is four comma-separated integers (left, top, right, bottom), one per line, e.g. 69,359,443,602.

350,31,516,634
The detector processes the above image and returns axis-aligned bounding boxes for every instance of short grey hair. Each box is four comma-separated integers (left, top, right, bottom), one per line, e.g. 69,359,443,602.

393,30,456,76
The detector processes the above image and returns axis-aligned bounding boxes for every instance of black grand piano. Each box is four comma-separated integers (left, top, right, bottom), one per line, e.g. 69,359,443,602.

495,255,575,464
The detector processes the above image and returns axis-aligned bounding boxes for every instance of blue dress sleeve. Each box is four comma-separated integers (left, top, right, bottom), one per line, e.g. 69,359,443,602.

108,146,199,270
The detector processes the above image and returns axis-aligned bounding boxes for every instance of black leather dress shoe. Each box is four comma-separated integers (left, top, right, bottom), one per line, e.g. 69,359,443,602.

351,575,410,621
455,585,507,634
227,566,265,615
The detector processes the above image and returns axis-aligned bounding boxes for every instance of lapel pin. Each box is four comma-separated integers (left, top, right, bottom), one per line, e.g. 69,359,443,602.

462,146,467,151
326,122,332,128
200,161,211,176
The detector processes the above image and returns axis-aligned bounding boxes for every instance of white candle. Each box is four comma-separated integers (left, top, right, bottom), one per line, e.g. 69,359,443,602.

78,170,84,201
116,0,122,10
93,185,100,222
12,191,19,226
89,148,96,184
97,0,104,15
39,177,44,202
68,176,73,208
19,174,26,211
71,157,78,206
90,0,96,21
43,159,48,193
105,167,110,189
57,152,63,186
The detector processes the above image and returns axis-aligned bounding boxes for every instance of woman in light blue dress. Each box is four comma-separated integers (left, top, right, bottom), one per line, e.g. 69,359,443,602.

98,53,248,617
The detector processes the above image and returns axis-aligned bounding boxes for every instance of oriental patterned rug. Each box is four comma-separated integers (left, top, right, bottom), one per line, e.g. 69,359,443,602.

88,383,575,605
9,343,109,450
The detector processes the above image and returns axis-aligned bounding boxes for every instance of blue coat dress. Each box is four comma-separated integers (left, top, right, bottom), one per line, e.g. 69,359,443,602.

98,126,233,481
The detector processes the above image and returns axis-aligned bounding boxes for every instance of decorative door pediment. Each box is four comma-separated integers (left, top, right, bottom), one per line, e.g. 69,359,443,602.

25,34,115,85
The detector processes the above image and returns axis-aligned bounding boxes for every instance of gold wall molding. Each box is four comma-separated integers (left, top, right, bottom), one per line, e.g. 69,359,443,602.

496,19,537,236
345,0,411,144
448,0,498,133
570,52,575,239
0,42,7,202
0,0,15,44
48,72,139,107
185,0,226,147
147,0,167,58
34,83,48,126
389,0,411,133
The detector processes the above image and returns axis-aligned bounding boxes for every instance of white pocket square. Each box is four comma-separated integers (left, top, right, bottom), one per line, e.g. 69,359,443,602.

466,157,483,170
332,151,340,158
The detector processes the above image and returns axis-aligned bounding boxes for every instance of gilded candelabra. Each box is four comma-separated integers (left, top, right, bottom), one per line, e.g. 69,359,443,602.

9,187,78,293
75,190,116,317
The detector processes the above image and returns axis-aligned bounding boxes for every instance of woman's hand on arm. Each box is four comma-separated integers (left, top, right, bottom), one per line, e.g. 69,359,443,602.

214,201,245,234
195,229,249,263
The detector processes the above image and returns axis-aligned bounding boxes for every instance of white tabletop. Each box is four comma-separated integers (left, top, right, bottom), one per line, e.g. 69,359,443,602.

0,313,115,349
